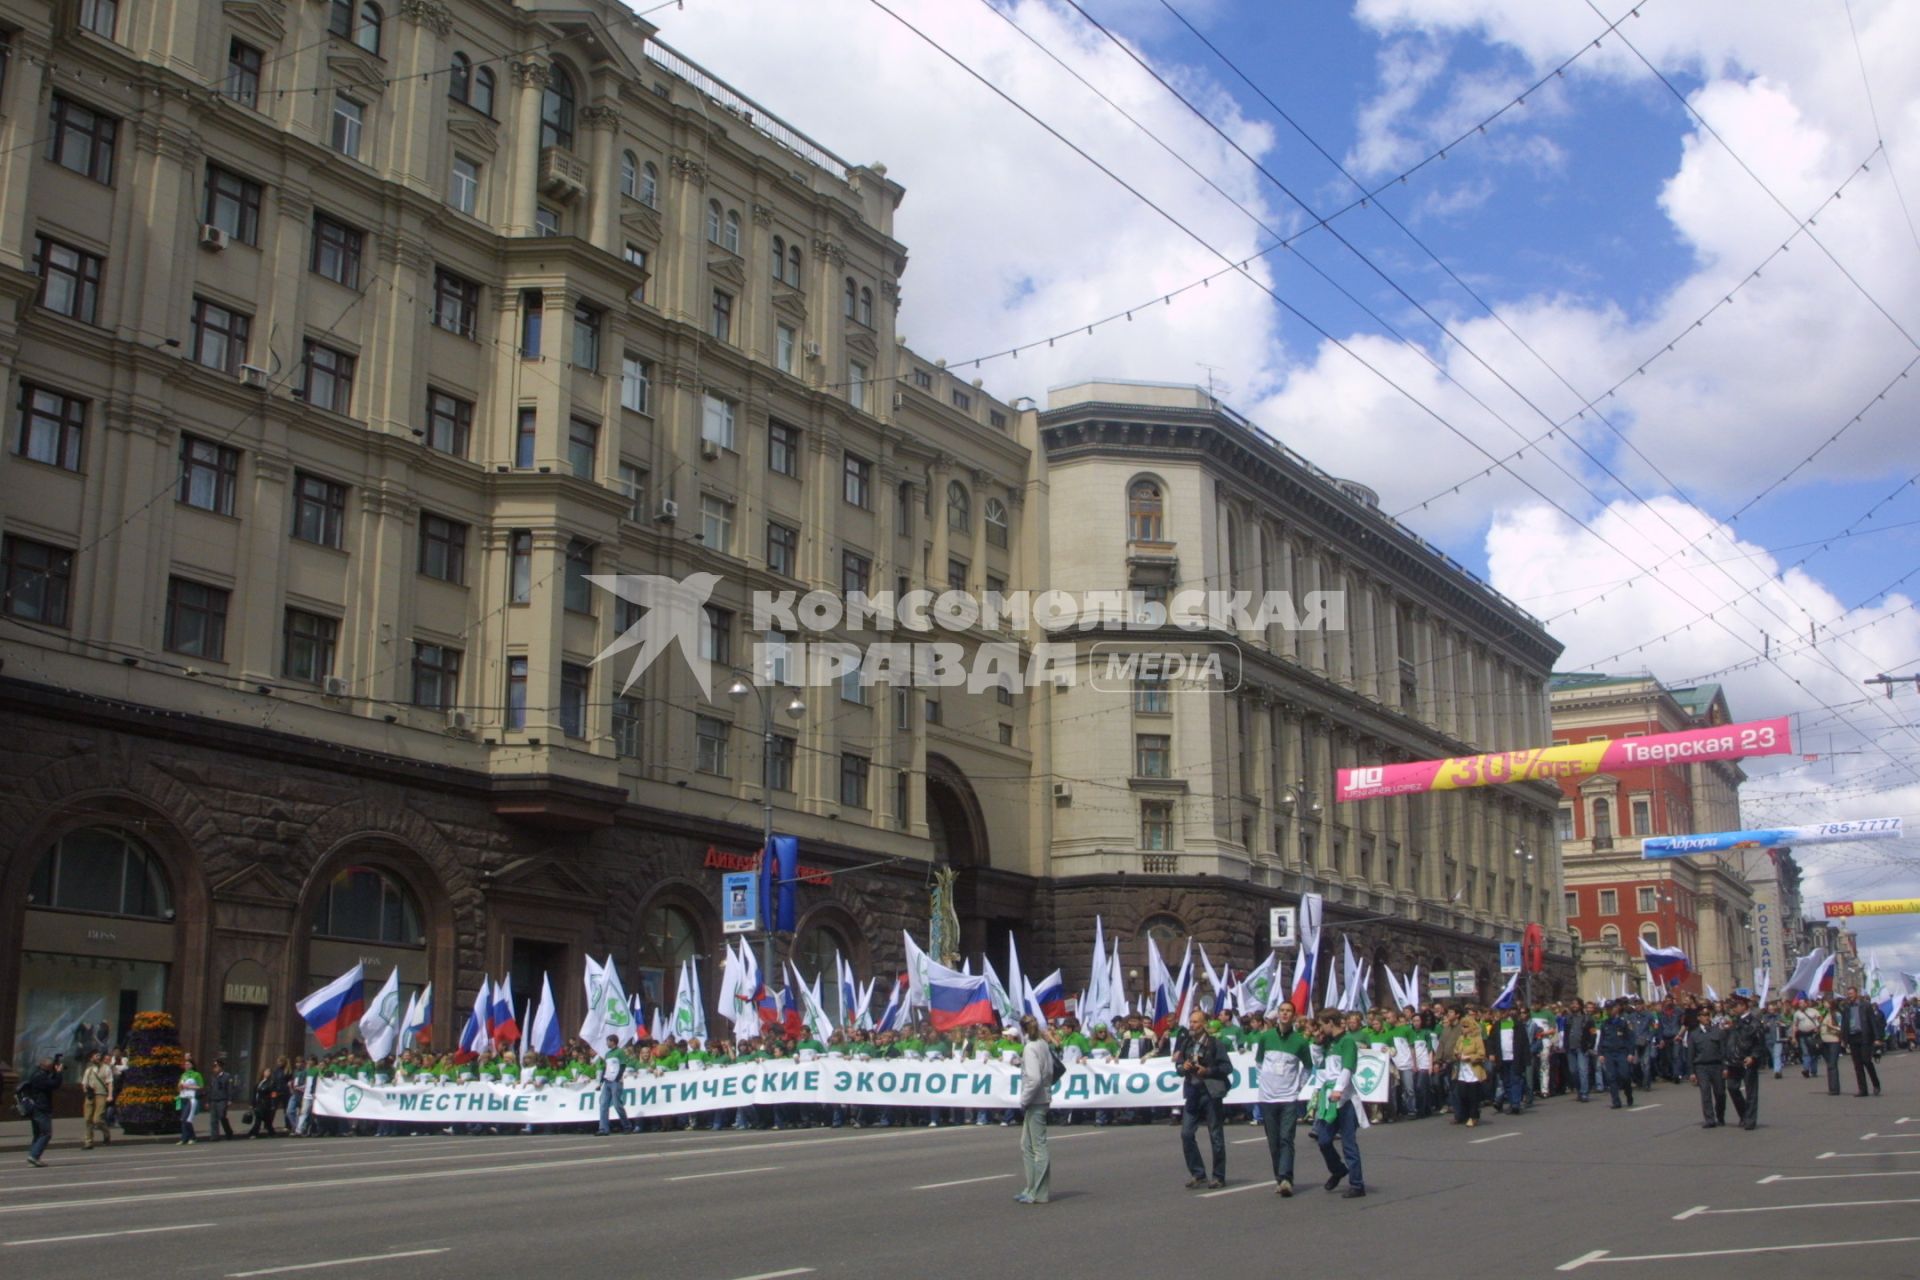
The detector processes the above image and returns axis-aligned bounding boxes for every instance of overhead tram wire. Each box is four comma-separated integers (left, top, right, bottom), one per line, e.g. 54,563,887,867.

1583,0,1920,354
1844,0,1920,259
1073,0,1920,766
1035,1,1920,769
862,0,1920,793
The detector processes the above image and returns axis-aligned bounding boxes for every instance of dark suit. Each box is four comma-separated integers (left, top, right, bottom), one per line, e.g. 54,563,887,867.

1174,1029,1231,1182
1844,999,1886,1095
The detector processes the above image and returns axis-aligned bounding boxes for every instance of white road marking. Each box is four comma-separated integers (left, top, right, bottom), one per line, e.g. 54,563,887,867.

1680,1197,1920,1218
1232,1137,1267,1145
5,1223,214,1247
724,1270,815,1280
227,1249,450,1277
1817,1150,1920,1160
1557,1250,1610,1271
1627,1104,1662,1112
1198,1181,1270,1198
1860,1133,1920,1141
1470,1131,1520,1144
1762,1170,1920,1183
5,1176,174,1192
1897,1117,1915,1125
0,1127,965,1217
913,1174,1012,1190
665,1166,781,1182
1557,1236,1920,1270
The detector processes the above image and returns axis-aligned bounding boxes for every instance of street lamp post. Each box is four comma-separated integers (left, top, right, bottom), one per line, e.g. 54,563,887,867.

728,665,806,990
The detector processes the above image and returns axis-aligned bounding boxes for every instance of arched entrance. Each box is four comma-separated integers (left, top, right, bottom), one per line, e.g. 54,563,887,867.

291,843,444,1060
925,756,1014,966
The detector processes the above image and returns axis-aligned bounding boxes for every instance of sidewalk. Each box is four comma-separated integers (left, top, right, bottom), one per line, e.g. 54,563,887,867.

0,1115,177,1154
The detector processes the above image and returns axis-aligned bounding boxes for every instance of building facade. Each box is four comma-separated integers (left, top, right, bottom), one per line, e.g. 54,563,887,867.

1550,674,1759,998
1,0,1570,1096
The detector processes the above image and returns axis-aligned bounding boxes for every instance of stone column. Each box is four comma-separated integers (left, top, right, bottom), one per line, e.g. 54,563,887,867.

504,59,549,237
582,103,623,253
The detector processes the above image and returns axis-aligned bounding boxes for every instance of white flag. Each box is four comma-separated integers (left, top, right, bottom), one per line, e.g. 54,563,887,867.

360,968,403,1062
669,960,701,1041
579,954,608,1047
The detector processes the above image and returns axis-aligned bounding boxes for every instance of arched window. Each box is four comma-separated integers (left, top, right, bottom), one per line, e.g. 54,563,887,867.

311,865,423,946
984,497,1008,548
1639,924,1660,952
785,244,802,286
1128,480,1164,542
448,53,471,104
1592,797,1613,841
1601,925,1621,946
472,67,496,117
858,286,874,327
792,923,847,990
619,150,638,198
706,199,723,245
640,161,658,208
541,64,576,150
356,2,382,55
1141,913,1188,965
638,903,699,975
1226,512,1242,588
29,828,173,919
947,480,971,533
843,276,857,318
771,235,786,281
723,208,741,253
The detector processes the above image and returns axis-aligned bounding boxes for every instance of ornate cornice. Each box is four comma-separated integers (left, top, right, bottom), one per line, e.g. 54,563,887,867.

398,0,453,35
669,151,707,186
812,236,846,265
580,103,623,131
509,59,549,89
750,202,776,227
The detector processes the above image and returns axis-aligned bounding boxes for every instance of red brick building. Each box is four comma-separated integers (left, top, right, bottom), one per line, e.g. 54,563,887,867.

1549,675,1756,997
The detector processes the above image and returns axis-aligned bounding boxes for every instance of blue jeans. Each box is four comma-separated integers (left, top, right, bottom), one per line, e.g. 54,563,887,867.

1312,1100,1362,1190
1261,1100,1300,1183
179,1096,198,1141
598,1079,629,1134
1501,1062,1525,1109
1566,1049,1590,1098
27,1105,53,1161
1769,1041,1785,1073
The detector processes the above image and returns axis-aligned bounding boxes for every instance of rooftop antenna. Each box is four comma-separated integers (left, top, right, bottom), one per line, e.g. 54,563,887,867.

1196,362,1232,405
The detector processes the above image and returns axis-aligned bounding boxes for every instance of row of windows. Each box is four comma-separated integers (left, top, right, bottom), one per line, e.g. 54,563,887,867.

1566,885,1675,918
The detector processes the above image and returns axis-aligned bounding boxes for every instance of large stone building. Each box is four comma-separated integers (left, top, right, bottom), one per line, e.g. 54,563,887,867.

1550,674,1759,998
0,0,1569,1093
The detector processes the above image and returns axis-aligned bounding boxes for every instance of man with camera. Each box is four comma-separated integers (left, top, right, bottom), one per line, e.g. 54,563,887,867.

1174,1008,1232,1189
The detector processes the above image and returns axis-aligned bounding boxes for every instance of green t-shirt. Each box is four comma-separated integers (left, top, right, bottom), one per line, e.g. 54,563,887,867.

1060,1032,1091,1054
1216,1026,1245,1051
896,1037,924,1055
1250,1027,1312,1064
1323,1032,1360,1074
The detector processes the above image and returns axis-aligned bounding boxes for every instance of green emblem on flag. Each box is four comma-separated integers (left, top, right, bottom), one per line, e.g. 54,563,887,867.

1351,1057,1384,1097
342,1086,363,1114
378,992,401,1021
605,994,633,1027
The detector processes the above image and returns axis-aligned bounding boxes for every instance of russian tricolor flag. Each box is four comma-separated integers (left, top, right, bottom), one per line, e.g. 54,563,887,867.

296,964,366,1049
779,975,803,1040
928,974,995,1032
402,982,433,1046
1028,970,1067,1022
489,974,520,1044
1643,944,1691,989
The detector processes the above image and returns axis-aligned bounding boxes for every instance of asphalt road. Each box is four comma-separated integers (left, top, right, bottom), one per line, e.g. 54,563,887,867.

3,1055,1918,1278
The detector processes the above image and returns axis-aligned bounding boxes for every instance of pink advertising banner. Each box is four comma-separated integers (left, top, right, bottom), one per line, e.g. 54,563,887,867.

1336,716,1792,803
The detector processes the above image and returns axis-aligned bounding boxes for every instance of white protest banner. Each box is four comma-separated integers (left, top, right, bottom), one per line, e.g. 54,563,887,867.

314,1053,1262,1123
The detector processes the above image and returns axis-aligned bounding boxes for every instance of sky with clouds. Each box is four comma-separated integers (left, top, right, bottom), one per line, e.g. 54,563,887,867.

642,0,1920,976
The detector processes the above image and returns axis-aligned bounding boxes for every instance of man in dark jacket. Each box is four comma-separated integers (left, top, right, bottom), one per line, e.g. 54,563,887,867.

1564,1002,1594,1102
1686,1014,1728,1127
208,1058,238,1140
1597,1006,1637,1108
18,1054,62,1167
1173,1009,1231,1188
1724,996,1767,1129
1841,988,1886,1096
